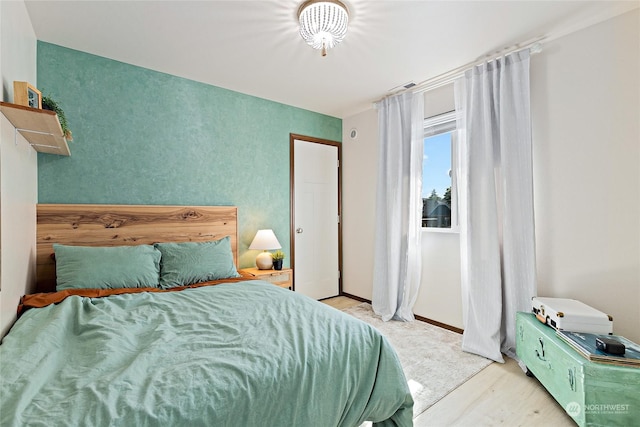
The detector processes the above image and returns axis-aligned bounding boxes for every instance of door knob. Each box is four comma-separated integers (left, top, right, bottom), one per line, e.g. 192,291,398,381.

296,228,304,234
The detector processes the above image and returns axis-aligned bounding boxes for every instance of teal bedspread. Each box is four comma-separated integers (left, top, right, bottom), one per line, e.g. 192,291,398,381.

1,281,412,426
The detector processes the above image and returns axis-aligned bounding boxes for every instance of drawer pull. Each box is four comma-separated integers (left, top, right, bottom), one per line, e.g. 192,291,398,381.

567,367,576,391
535,337,546,361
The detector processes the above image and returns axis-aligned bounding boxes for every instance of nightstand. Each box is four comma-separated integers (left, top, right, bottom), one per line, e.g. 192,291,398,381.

240,267,293,290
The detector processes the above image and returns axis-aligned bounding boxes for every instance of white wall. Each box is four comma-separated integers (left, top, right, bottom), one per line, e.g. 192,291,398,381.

531,9,639,342
0,0,38,338
342,8,640,342
414,231,462,328
342,108,378,301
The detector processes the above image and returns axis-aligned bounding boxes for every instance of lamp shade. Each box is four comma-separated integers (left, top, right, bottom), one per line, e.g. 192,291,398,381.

249,229,282,251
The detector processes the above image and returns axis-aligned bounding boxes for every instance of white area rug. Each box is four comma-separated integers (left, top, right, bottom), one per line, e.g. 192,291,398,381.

342,303,493,419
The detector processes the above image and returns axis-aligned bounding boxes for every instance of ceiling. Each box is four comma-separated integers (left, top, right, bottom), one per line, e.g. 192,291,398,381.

24,1,638,119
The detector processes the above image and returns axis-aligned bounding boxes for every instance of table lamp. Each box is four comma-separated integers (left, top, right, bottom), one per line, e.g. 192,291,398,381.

249,229,282,270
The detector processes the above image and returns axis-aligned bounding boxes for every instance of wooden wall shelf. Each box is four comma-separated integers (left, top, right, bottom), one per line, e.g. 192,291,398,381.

0,101,70,156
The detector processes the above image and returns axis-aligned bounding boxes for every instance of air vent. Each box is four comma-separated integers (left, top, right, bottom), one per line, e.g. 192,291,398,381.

388,81,417,93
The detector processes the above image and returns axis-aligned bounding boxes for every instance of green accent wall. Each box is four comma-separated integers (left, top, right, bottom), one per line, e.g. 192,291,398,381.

37,42,341,268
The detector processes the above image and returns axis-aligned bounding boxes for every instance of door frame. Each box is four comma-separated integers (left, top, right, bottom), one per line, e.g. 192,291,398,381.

289,133,342,296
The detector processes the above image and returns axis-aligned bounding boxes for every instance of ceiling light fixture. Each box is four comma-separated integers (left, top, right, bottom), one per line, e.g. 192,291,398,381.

297,0,349,57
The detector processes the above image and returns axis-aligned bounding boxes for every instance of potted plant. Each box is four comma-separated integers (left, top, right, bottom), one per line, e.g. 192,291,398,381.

271,250,285,270
42,95,72,141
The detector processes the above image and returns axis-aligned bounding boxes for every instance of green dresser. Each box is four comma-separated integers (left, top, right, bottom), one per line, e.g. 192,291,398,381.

516,312,640,426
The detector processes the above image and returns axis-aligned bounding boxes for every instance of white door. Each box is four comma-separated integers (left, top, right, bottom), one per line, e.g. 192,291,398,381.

293,138,339,299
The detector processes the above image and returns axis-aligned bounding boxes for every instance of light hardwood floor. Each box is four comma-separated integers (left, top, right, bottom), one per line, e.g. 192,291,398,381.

323,296,575,427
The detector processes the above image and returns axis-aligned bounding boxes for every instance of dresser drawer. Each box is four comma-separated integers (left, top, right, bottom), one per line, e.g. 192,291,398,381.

261,271,290,284
239,268,293,290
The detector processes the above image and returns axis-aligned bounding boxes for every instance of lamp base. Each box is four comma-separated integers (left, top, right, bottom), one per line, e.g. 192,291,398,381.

255,251,273,270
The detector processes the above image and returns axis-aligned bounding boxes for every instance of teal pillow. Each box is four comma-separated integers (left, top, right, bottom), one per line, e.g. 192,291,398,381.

53,244,161,291
154,237,240,289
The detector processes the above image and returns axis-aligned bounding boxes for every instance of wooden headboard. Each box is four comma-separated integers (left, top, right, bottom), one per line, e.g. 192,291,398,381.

36,204,238,293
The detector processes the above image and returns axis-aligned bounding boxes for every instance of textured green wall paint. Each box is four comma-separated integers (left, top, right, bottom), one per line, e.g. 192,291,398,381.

37,42,341,268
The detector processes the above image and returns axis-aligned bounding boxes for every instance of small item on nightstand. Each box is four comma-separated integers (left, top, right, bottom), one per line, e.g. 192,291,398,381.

271,250,285,270
596,337,625,355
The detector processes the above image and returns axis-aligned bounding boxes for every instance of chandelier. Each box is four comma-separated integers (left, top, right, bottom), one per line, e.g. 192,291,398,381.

297,0,349,57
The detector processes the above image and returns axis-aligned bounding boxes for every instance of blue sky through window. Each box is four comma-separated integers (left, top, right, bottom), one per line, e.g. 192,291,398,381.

422,132,452,199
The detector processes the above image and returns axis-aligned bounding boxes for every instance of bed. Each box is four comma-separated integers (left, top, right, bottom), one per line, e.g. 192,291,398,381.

0,204,413,426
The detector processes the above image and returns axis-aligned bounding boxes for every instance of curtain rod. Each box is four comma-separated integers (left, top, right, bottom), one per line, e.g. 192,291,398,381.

374,36,545,105
414,38,544,93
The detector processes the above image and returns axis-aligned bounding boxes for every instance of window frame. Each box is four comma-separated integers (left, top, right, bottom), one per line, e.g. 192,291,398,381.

422,111,459,233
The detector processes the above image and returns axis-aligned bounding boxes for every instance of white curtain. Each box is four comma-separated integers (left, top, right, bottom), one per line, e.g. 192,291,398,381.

454,49,537,362
372,92,424,322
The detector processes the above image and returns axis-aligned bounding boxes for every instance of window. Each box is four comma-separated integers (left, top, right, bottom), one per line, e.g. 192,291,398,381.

422,111,457,230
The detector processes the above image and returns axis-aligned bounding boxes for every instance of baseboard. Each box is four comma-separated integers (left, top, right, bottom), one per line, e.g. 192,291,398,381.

340,292,370,303
414,314,463,334
340,292,464,334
